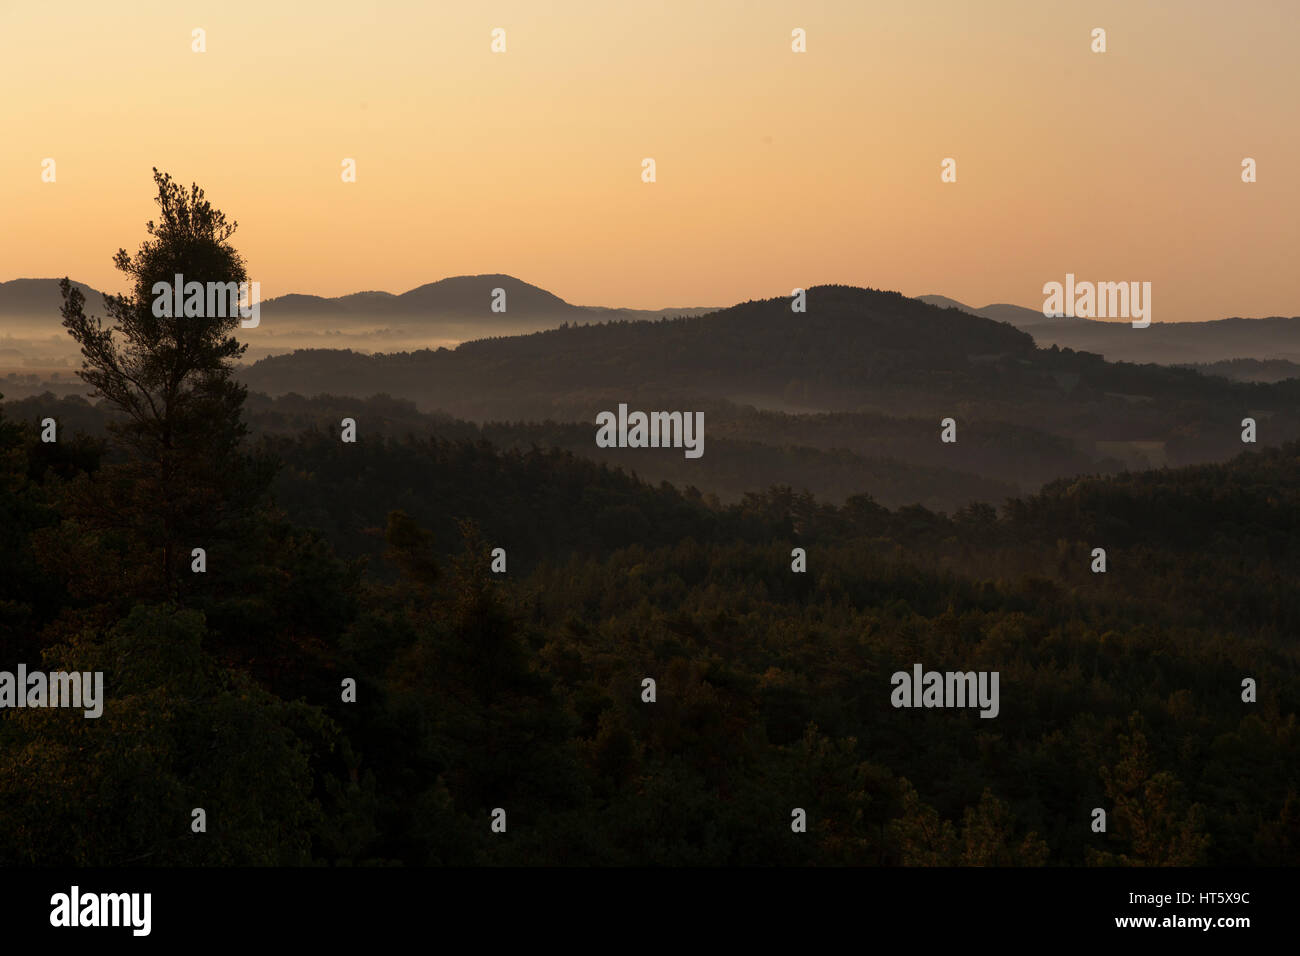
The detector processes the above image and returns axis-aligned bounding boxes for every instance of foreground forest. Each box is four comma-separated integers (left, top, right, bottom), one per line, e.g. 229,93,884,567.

1,173,1296,867
3,386,1298,865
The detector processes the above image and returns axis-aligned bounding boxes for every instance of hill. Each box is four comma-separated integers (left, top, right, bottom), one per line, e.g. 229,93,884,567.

241,284,1300,464
918,294,1300,365
0,277,104,314
0,274,718,366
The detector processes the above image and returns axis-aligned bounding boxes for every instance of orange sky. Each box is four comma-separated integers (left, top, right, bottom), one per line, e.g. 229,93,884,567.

2,0,1296,320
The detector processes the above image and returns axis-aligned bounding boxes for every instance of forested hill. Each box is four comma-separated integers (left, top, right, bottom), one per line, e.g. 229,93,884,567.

241,285,1035,413
236,286,1300,498
241,285,1300,426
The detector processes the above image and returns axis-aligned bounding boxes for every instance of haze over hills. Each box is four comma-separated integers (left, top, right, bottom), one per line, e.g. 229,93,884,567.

8,276,1297,376
261,273,717,322
918,293,1300,366
242,284,1300,422
1176,357,1300,384
0,275,718,370
14,281,1300,510
7,277,1300,519
0,278,105,373
235,285,1300,505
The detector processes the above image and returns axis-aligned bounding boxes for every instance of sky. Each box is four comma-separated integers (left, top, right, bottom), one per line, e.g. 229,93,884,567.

1,0,1297,320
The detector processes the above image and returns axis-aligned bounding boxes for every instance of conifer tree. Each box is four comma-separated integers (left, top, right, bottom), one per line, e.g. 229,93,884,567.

54,169,267,600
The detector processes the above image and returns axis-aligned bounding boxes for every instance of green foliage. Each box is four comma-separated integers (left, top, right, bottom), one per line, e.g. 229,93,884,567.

0,605,331,865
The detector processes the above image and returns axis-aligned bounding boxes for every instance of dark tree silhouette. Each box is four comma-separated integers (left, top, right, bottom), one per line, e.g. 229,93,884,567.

55,169,264,598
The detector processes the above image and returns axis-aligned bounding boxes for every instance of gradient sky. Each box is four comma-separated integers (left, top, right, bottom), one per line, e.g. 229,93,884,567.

2,0,1296,320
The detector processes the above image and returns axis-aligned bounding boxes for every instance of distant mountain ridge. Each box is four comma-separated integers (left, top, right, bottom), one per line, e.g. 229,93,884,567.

262,275,569,317
916,295,1060,329
6,277,1297,370
0,274,720,368
260,274,716,322
918,293,1300,366
0,274,715,321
